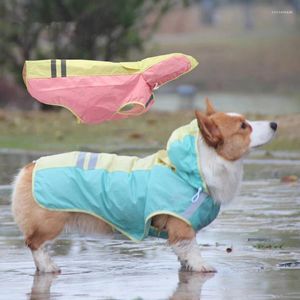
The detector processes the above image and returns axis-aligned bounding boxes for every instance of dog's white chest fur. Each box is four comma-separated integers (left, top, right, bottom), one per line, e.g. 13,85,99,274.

198,138,243,203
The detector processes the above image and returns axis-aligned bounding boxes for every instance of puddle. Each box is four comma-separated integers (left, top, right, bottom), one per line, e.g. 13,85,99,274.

277,261,300,270
0,152,300,299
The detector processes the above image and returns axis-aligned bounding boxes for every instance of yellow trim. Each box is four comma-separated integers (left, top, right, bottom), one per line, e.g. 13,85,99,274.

108,150,169,173
167,119,199,147
24,60,51,79
24,53,198,79
94,152,162,172
34,151,167,173
34,152,78,170
156,150,174,169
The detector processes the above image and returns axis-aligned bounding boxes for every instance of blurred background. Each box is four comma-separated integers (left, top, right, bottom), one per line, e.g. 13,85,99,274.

0,0,300,162
1,0,300,105
0,0,299,168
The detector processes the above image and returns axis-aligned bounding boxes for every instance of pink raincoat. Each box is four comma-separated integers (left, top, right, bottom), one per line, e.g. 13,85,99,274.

23,53,198,124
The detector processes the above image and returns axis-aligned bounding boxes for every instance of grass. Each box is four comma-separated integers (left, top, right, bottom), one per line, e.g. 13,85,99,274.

0,109,299,153
253,243,284,250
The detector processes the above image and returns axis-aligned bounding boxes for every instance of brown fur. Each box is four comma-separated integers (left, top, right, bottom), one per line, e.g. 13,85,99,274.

165,217,196,244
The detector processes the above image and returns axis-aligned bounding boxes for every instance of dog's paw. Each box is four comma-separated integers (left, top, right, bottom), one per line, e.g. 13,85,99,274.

193,263,217,273
37,263,61,274
182,261,217,273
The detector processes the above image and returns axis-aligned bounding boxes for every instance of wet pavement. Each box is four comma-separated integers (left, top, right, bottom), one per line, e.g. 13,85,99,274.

0,153,300,299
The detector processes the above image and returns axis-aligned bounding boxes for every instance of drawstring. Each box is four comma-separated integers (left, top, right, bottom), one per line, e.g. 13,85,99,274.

153,83,160,90
191,187,202,203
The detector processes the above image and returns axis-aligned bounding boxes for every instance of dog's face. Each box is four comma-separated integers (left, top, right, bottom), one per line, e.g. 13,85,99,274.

195,99,277,161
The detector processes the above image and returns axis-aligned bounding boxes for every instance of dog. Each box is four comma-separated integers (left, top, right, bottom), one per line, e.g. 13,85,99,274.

11,99,277,273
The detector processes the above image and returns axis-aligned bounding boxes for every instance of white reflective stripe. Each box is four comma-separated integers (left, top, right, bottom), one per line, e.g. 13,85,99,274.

88,153,99,170
76,152,86,168
181,191,208,219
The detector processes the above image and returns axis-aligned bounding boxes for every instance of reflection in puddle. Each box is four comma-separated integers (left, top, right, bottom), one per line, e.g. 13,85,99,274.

27,270,214,300
0,163,300,299
28,273,61,300
171,271,215,300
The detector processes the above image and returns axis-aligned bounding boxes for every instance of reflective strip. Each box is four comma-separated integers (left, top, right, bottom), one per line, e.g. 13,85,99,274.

51,59,57,78
76,152,86,169
88,153,98,170
56,59,61,77
61,59,66,77
181,191,208,219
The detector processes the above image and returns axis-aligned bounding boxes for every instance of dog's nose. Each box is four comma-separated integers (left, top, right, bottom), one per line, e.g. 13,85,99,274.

270,122,277,131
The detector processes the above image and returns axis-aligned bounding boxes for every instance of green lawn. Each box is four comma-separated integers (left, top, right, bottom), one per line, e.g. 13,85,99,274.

0,109,299,153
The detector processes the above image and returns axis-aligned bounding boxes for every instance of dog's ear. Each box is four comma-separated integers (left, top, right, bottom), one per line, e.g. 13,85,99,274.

205,97,216,116
195,110,223,148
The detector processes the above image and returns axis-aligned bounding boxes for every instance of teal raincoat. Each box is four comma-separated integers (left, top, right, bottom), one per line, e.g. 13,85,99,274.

33,120,220,241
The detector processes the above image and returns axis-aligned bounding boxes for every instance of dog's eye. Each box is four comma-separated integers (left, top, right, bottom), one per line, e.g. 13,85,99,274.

241,122,247,129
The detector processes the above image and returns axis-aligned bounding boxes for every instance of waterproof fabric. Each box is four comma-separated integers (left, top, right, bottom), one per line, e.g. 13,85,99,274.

32,120,220,241
23,53,198,124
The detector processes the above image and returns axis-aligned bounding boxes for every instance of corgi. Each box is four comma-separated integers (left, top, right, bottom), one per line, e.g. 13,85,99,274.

11,99,277,273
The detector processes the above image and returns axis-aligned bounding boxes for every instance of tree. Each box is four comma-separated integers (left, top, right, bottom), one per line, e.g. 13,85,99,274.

0,0,183,85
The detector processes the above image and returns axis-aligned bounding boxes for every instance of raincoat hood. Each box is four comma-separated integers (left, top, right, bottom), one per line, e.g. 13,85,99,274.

166,119,207,191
